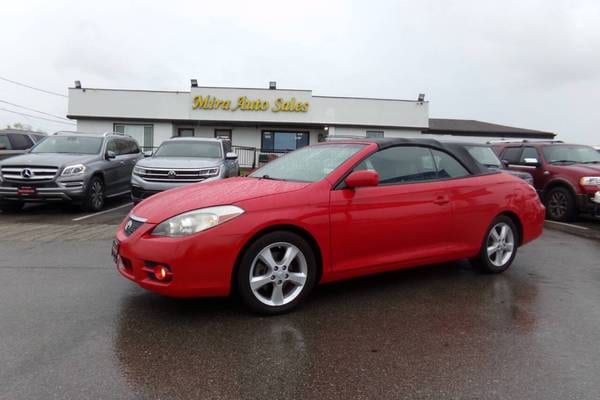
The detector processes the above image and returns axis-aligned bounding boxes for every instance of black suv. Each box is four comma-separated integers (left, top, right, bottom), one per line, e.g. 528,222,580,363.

0,132,142,212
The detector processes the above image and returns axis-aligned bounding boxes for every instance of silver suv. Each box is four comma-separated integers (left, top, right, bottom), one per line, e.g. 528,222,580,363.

0,132,142,212
131,137,239,204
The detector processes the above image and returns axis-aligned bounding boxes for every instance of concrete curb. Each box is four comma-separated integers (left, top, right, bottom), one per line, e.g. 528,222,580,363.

544,221,600,241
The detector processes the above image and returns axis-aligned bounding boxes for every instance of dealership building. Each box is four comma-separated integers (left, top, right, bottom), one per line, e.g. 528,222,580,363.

67,81,555,165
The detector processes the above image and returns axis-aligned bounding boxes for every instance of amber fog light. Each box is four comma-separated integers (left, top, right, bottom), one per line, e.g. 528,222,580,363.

142,262,173,283
154,265,169,281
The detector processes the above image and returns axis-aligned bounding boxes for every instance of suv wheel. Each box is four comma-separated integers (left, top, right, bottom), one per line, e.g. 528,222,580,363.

545,187,575,222
82,177,105,212
237,231,318,315
0,201,24,213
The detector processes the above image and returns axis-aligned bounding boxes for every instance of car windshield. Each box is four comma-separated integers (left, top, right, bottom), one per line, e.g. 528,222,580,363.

543,145,600,164
154,141,222,158
465,145,502,168
250,143,365,182
31,136,103,154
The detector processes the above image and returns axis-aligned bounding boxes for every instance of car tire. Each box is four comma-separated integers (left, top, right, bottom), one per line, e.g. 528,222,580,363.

471,215,519,274
0,201,24,213
544,186,576,222
82,176,105,212
236,231,318,315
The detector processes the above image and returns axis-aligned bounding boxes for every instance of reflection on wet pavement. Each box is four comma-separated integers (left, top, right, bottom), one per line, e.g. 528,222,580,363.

1,229,600,399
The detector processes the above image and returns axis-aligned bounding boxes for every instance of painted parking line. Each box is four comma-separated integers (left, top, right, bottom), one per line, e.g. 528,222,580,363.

545,220,590,230
72,202,133,222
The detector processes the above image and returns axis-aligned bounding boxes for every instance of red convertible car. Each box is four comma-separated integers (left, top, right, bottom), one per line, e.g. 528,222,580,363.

113,138,545,314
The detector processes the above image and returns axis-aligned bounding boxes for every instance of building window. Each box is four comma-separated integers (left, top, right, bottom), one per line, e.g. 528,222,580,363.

261,131,309,153
366,130,384,138
114,124,154,150
177,128,194,137
214,129,232,140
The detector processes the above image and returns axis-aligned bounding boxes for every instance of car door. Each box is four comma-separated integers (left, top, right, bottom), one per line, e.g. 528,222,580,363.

502,146,546,188
329,145,454,274
103,139,123,196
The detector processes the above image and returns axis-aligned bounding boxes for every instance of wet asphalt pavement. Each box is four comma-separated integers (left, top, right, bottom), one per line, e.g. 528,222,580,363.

1,209,600,399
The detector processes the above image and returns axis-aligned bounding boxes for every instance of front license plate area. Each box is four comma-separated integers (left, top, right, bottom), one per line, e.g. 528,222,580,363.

17,186,37,196
111,239,120,263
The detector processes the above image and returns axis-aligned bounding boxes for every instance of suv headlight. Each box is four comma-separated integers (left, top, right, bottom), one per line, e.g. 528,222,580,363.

62,164,86,176
151,205,244,237
580,177,600,187
133,166,145,176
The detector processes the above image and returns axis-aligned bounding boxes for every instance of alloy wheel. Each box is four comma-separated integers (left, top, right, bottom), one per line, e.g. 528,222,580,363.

486,222,515,267
90,180,104,210
249,242,308,306
548,191,568,219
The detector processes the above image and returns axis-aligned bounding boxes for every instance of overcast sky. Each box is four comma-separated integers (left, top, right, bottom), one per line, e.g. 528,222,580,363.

1,0,599,144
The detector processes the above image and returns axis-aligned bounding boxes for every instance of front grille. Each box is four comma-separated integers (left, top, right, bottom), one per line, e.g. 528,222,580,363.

134,167,219,183
124,216,145,236
1,165,58,182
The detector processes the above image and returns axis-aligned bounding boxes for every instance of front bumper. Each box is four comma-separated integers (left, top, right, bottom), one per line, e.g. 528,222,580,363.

0,179,87,202
114,219,246,297
130,174,221,202
577,192,600,216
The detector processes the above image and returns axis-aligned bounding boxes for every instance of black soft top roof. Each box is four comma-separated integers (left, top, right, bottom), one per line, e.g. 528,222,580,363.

331,137,488,175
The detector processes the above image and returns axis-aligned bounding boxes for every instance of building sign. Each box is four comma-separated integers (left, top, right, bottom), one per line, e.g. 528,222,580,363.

192,95,309,113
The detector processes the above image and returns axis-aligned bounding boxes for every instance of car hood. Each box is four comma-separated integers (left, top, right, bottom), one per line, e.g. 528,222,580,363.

136,157,222,169
132,177,310,223
554,163,600,175
0,153,97,168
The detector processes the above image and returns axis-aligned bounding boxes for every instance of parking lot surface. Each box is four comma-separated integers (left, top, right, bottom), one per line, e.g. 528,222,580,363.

1,213,600,399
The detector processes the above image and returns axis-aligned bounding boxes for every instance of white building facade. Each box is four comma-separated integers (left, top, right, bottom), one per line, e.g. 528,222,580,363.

67,84,429,157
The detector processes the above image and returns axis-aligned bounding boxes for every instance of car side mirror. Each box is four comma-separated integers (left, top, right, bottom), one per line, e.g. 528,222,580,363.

105,150,116,160
501,159,509,167
345,170,379,188
143,150,153,158
225,152,238,160
523,158,540,166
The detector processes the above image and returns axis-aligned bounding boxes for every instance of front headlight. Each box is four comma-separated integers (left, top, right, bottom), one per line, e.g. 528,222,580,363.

580,177,600,186
151,205,244,237
62,164,86,176
133,166,145,176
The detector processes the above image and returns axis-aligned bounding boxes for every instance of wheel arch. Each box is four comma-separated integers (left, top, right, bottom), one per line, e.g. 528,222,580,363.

497,211,524,247
542,179,577,200
231,224,324,293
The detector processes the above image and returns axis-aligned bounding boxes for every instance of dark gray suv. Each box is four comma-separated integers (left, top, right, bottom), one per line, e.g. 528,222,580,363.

0,129,47,160
0,132,142,212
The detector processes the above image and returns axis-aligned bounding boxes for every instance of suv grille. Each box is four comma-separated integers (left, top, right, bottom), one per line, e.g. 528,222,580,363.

0,165,59,182
135,167,219,183
124,217,145,236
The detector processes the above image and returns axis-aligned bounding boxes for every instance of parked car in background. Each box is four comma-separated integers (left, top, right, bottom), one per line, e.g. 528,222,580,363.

0,131,142,212
446,142,534,184
131,137,239,204
492,141,600,221
113,138,545,314
0,129,46,160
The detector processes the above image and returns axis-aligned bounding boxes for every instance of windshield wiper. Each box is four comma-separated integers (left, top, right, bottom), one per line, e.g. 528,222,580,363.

582,161,600,164
256,174,285,181
549,160,577,164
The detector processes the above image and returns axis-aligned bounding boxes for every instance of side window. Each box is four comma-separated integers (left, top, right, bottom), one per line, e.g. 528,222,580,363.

355,146,438,185
431,150,470,179
502,147,522,164
106,140,118,154
115,139,130,155
8,134,34,150
33,134,46,142
129,140,140,154
0,134,12,150
519,147,539,163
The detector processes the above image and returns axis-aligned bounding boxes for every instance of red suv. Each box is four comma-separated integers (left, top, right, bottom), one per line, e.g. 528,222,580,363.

493,141,600,221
